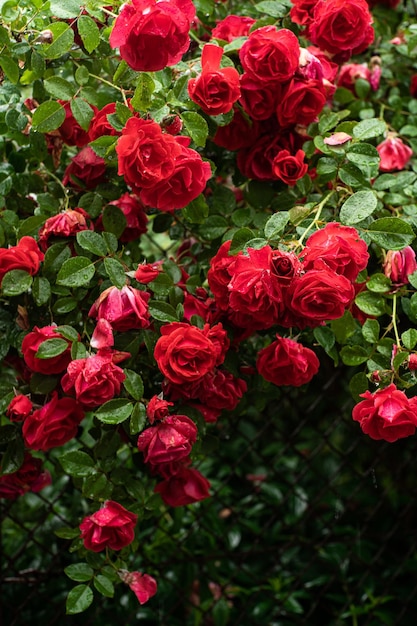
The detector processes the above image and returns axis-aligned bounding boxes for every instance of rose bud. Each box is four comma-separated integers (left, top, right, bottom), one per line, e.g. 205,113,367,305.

383,247,417,286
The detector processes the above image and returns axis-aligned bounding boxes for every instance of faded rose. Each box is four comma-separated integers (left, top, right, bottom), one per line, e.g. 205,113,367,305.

106,193,148,243
383,247,417,286
38,208,90,251
376,136,413,172
21,325,72,375
137,414,198,465
57,100,95,147
256,335,320,387
119,570,158,604
80,500,138,552
352,384,417,442
62,146,107,190
88,285,150,331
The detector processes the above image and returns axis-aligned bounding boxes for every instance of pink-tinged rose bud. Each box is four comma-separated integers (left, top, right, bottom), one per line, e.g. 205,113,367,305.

376,136,413,172
369,59,381,91
90,318,114,350
118,570,157,604
6,395,33,422
383,247,417,286
80,500,138,552
88,285,150,332
323,132,352,145
408,354,417,371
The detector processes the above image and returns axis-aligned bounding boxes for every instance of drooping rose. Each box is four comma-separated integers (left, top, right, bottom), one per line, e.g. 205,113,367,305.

0,236,44,286
239,26,300,84
352,384,417,442
0,453,51,499
137,414,198,465
62,146,107,190
61,352,126,409
109,0,195,72
88,285,150,331
188,44,241,116
383,247,417,286
118,570,158,604
80,500,138,552
38,208,90,251
22,392,84,451
154,467,210,506
21,325,72,375
256,335,320,387
376,136,413,172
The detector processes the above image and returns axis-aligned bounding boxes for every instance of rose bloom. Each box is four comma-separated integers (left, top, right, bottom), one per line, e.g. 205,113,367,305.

239,26,300,84
62,146,107,190
352,384,417,442
137,414,197,465
107,193,148,243
61,351,126,409
237,129,304,182
139,141,212,212
154,322,229,385
239,74,281,121
192,369,247,412
0,236,43,286
290,0,316,30
88,285,150,331
38,208,90,251
301,222,369,282
272,149,308,186
135,261,163,284
383,247,417,286
213,108,259,151
154,466,210,507
109,0,195,72
257,335,320,387
0,453,51,500
89,102,119,141
207,239,237,311
337,63,371,93
287,265,355,328
309,0,374,61
188,44,241,116
57,100,95,147
118,570,157,604
376,136,413,172
211,15,255,42
277,79,327,128
146,396,173,423
80,500,138,552
21,325,72,375
6,395,33,422
22,392,84,451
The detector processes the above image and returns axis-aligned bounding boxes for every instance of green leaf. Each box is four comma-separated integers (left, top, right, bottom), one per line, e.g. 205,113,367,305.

338,162,368,188
367,273,391,293
402,329,417,350
346,143,380,178
339,190,377,225
35,338,69,359
49,0,82,18
355,291,386,316
56,325,80,341
66,585,94,615
44,76,76,100
103,257,126,289
70,98,94,131
340,345,370,366
0,55,19,83
254,0,290,18
200,215,228,240
181,112,209,147
94,575,114,598
65,564,95,583
32,277,51,306
182,195,209,223
57,257,95,287
17,215,46,239
352,118,387,140
230,228,255,254
75,65,89,85
131,73,155,111
366,218,415,251
42,22,75,60
362,318,380,343
77,15,100,53
59,450,96,477
55,527,80,539
102,205,127,238
123,369,144,401
76,231,107,257
95,399,133,424
349,371,368,400
130,402,147,435
264,212,290,239
1,270,32,296
149,300,179,322
31,100,65,132
313,326,335,353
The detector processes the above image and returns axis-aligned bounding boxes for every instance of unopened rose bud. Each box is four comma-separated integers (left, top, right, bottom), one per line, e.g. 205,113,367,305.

383,247,417,286
161,115,183,135
408,354,417,371
37,30,53,44
371,370,381,383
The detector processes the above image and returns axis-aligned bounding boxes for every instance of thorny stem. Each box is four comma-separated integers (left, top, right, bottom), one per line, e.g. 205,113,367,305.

297,190,336,248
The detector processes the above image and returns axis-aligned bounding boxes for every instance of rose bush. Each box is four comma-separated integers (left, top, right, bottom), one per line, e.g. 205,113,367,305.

1,0,417,616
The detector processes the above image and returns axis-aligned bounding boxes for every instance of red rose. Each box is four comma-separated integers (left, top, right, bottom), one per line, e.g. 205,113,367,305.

88,285,150,331
301,222,369,282
352,384,417,442
135,261,163,284
411,74,417,98
0,236,43,286
188,44,241,116
239,74,281,121
154,322,229,385
337,63,371,93
277,79,327,128
309,0,374,61
109,0,195,72
119,570,158,604
62,146,107,190
38,208,90,251
194,369,247,412
61,351,126,409
213,108,259,151
116,117,180,192
146,396,173,423
57,100,95,147
239,26,300,84
383,247,417,286
22,392,84,451
256,335,320,387
139,142,212,212
155,466,210,507
106,193,148,243
290,0,317,30
0,453,51,499
89,102,119,141
21,325,72,374
207,240,237,311
376,136,413,172
79,500,138,552
288,266,355,327
137,414,197,465
272,149,308,186
6,395,33,422
211,15,255,42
